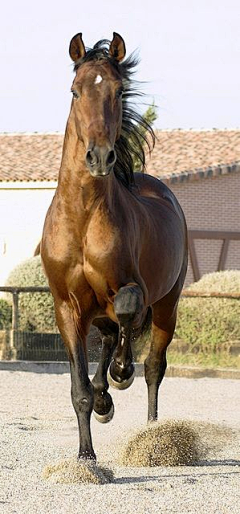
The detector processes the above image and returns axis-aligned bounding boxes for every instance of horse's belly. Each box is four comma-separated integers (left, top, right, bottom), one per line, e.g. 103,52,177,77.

139,228,186,303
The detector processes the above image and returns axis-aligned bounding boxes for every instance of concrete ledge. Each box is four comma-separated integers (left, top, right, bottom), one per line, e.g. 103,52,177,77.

166,365,240,379
0,360,239,379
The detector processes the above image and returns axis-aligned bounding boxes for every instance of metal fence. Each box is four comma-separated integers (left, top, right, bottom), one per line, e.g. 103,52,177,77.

0,286,101,361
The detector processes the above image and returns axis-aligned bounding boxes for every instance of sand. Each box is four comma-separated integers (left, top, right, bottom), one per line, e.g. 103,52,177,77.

0,370,239,513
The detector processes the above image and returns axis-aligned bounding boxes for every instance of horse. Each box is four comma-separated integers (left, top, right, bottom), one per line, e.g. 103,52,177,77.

41,32,188,461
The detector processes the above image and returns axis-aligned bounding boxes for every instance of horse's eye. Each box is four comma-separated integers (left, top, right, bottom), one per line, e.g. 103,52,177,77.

116,88,123,99
71,89,80,100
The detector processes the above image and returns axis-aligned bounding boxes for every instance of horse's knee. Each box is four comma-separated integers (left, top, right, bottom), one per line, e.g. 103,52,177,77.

71,381,94,415
114,284,144,327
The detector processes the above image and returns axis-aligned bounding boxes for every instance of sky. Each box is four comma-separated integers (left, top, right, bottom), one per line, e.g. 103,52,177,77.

0,0,239,132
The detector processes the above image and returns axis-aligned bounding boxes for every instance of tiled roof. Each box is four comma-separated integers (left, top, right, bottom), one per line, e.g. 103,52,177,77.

0,133,63,182
147,129,240,184
0,129,240,184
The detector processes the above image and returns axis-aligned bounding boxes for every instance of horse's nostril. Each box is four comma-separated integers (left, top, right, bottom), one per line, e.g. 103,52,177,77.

107,149,116,167
86,150,97,167
86,147,116,173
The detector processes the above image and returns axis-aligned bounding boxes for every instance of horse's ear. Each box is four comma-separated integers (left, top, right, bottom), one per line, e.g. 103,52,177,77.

109,32,126,62
69,33,86,62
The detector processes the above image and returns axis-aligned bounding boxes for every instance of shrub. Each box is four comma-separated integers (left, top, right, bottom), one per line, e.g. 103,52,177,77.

0,298,12,330
175,270,240,352
5,256,57,332
186,269,240,294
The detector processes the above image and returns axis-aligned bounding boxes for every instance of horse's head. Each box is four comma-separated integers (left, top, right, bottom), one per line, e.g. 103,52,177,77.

69,32,126,177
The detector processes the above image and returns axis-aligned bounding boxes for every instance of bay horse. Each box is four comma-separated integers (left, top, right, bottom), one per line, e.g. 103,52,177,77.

41,32,188,461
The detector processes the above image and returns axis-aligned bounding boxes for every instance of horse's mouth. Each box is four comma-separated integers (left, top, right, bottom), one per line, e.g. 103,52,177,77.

88,166,112,178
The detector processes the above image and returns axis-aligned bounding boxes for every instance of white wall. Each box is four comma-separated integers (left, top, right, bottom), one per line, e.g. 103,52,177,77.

0,183,56,285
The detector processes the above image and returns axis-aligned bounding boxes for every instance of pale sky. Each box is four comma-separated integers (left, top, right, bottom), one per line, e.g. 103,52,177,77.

1,0,239,132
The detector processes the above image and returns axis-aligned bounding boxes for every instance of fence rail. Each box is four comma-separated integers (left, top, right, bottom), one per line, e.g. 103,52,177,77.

0,286,50,331
0,287,50,293
181,290,240,299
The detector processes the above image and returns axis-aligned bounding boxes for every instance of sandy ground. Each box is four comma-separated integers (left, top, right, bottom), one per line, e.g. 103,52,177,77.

0,370,239,514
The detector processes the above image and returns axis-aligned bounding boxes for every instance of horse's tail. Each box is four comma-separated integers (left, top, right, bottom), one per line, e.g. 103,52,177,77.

131,307,152,362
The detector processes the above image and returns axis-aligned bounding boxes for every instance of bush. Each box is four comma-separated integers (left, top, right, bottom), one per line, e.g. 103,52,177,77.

132,104,157,171
0,298,12,330
186,269,240,294
5,256,57,332
175,270,240,352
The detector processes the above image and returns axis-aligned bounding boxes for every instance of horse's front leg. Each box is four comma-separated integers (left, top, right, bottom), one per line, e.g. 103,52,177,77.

55,299,95,460
108,283,145,390
91,319,118,422
92,333,118,422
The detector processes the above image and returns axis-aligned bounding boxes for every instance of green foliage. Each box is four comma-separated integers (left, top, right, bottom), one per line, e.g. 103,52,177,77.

167,351,240,369
132,104,157,171
0,299,12,330
175,297,240,352
175,271,240,352
5,256,57,332
142,103,158,126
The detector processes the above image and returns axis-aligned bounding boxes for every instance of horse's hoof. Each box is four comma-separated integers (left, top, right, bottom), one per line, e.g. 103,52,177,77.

93,404,114,423
107,367,135,390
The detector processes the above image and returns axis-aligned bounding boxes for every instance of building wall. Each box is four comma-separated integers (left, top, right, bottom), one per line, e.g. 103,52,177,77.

0,185,55,285
169,172,240,285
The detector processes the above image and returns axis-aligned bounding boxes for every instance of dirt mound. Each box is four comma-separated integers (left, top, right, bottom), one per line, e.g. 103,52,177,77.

43,458,114,484
118,420,235,467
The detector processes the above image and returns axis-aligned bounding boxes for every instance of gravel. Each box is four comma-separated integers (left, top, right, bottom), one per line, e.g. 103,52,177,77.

0,370,239,514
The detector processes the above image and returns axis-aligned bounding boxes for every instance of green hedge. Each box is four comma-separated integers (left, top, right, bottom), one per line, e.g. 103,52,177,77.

0,299,12,330
186,269,240,294
175,270,240,352
5,256,57,332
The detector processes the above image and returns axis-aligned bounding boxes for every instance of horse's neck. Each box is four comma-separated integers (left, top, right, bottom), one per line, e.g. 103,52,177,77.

57,121,116,214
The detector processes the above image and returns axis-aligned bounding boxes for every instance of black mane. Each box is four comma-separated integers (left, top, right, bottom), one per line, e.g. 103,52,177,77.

74,39,155,189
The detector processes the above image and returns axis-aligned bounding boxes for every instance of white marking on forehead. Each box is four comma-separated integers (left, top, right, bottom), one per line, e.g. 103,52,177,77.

94,74,103,85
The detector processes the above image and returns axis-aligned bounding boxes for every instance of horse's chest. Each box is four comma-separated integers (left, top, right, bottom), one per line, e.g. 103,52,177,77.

82,223,121,295
84,215,119,263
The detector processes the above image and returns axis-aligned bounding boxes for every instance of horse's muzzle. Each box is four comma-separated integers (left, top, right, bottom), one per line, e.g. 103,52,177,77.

85,145,116,176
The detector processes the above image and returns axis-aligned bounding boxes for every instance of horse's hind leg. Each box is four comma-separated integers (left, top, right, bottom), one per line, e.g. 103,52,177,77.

108,284,145,390
145,311,176,421
92,320,118,423
144,259,187,423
